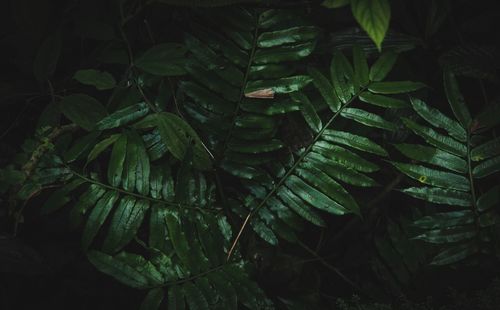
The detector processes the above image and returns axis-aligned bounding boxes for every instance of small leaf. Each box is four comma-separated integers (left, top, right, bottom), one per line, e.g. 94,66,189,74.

64,131,101,163
368,81,425,94
82,191,120,250
391,162,470,191
430,243,478,265
96,102,150,130
341,107,397,131
322,0,350,8
291,92,322,133
394,143,467,173
359,92,408,108
74,69,117,90
155,113,212,170
471,137,500,161
308,67,340,112
477,185,500,212
410,97,466,142
351,0,391,50
353,45,369,87
60,94,107,131
402,187,471,207
472,155,500,178
443,70,472,128
87,134,120,164
369,50,398,81
323,130,388,156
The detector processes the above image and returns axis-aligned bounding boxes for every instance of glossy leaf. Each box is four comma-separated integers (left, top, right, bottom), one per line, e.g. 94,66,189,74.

394,143,467,173
82,191,120,250
323,130,388,156
359,91,408,108
472,155,500,178
341,108,397,131
97,102,150,130
471,137,500,161
391,162,470,191
291,91,322,133
308,67,340,112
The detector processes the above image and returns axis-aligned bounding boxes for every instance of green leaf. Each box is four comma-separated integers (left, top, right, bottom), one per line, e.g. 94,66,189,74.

103,198,150,253
87,134,120,164
277,186,325,227
88,251,164,288
414,226,476,244
183,282,210,310
351,0,391,50
291,92,322,133
369,51,398,81
341,108,397,131
402,187,471,207
401,118,467,157
308,67,340,112
394,143,467,173
82,191,120,250
156,113,212,170
107,134,128,187
41,179,86,214
443,71,472,128
471,137,500,161
140,288,164,310
257,26,319,48
124,131,151,195
33,30,61,83
368,81,425,94
353,45,369,87
430,243,478,265
135,43,188,76
322,0,350,8
60,94,107,131
74,69,116,90
323,130,388,156
312,141,379,172
96,102,150,130
168,285,185,310
414,211,474,229
391,162,470,191
331,50,354,103
244,75,312,95
359,92,408,108
409,97,466,142
472,155,500,178
64,131,101,163
165,211,196,272
477,185,500,212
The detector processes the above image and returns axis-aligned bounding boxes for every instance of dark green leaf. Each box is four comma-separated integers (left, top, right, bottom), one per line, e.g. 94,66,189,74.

291,92,322,133
82,191,120,250
369,51,397,81
140,288,164,310
135,44,188,76
96,102,150,130
402,187,471,207
391,162,470,191
368,81,425,94
60,94,107,131
443,71,472,128
74,69,116,90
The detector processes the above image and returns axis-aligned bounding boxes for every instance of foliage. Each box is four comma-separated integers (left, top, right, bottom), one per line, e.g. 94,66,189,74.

0,0,499,309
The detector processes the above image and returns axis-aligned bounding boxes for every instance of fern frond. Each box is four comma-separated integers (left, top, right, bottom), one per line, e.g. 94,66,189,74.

229,46,424,251
394,71,500,265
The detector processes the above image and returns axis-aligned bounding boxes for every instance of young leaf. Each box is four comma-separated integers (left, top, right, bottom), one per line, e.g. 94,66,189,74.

351,0,391,50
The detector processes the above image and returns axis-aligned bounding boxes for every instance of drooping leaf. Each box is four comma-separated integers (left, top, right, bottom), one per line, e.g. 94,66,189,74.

82,191,120,250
